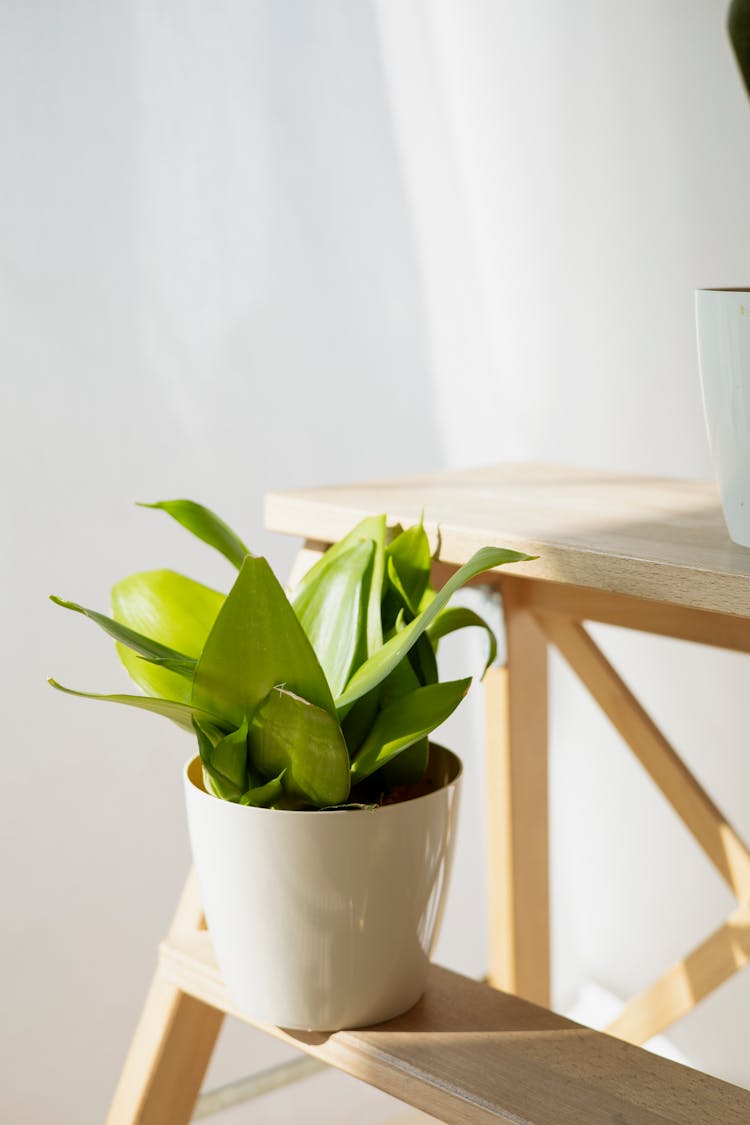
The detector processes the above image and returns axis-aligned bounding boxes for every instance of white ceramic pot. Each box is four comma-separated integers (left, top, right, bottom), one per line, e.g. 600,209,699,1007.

695,288,750,546
183,745,461,1031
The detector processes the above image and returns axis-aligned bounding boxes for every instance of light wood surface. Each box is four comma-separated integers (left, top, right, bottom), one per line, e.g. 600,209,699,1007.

106,873,223,1125
158,928,750,1125
108,470,750,1121
607,899,750,1046
265,464,750,617
484,582,550,1006
536,614,750,903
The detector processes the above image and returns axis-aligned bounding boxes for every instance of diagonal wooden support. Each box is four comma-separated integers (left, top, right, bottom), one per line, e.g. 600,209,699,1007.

106,871,224,1125
607,899,750,1045
535,614,750,903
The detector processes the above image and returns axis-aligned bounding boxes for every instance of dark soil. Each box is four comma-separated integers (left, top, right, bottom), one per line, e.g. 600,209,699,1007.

381,776,439,805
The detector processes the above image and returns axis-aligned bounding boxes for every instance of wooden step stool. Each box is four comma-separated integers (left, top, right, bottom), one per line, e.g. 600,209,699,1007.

108,465,750,1124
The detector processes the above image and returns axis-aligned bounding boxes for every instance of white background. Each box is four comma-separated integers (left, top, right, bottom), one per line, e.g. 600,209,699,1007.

3,1,750,1120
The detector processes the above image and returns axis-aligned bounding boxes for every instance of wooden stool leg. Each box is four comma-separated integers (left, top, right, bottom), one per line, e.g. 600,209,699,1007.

485,578,550,1006
107,871,224,1125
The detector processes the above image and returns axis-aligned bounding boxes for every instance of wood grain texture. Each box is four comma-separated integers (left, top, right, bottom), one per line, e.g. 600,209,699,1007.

485,582,550,1006
265,464,750,617
537,615,750,901
106,871,222,1125
159,930,750,1125
607,900,750,1046
521,579,750,652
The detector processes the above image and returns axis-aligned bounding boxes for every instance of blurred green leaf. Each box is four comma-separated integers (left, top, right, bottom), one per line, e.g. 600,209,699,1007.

48,679,223,732
337,546,534,710
729,0,750,99
240,773,285,807
292,540,373,697
193,718,244,801
49,596,195,678
427,605,498,676
409,632,438,686
211,716,249,791
192,556,335,727
249,687,350,806
112,570,224,703
350,677,471,782
138,499,251,569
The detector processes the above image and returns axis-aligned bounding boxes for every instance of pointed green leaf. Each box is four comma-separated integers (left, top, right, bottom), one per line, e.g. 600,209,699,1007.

192,718,243,800
138,499,251,569
337,546,535,710
49,596,195,678
386,521,431,615
292,515,386,659
364,515,386,656
239,773,285,807
48,679,223,732
427,606,498,676
249,687,350,806
112,570,224,703
409,632,438,686
350,677,471,783
211,716,249,790
292,540,374,697
192,557,335,728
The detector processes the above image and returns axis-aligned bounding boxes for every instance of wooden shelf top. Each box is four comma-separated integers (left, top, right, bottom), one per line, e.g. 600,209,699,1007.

160,930,750,1125
265,463,750,618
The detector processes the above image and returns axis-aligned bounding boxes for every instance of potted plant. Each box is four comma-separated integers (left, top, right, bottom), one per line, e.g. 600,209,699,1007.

695,3,750,547
50,500,532,1029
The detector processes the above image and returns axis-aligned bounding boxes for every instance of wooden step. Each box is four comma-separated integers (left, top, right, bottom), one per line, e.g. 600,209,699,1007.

159,931,750,1124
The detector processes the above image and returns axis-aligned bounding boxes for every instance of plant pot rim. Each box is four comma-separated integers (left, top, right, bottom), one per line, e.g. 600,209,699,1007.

184,742,462,819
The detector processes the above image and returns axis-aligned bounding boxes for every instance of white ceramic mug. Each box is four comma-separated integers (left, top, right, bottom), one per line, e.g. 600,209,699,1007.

696,288,750,547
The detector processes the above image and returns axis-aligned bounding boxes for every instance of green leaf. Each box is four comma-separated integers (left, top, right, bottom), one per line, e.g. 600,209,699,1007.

112,570,224,703
382,737,429,788
193,718,243,800
729,0,750,100
340,687,381,757
350,677,471,783
239,773,285,807
249,687,350,806
193,716,250,800
211,716,249,790
337,546,534,710
138,499,251,569
386,521,431,616
292,515,386,660
192,556,335,728
292,540,374,697
409,632,438,686
49,596,196,678
364,516,386,656
48,679,223,732
427,605,498,676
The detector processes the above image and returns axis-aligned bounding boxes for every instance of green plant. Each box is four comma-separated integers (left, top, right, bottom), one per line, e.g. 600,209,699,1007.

50,501,533,809
729,0,750,97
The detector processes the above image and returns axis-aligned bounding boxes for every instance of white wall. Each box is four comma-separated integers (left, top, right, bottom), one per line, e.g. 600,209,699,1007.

375,0,750,1087
3,1,750,1120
